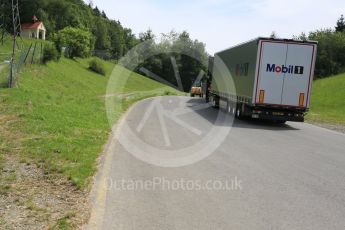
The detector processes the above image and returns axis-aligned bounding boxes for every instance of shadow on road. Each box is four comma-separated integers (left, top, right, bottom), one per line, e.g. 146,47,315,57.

186,98,300,131
186,98,204,104
232,119,299,131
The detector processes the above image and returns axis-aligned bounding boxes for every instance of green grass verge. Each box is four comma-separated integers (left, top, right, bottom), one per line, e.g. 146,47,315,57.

0,57,182,188
307,72,345,125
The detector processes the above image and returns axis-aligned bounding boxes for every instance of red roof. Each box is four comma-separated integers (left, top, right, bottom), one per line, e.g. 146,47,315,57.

21,22,43,30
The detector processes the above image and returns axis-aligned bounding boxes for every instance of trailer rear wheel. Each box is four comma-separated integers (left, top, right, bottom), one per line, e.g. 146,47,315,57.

226,101,232,114
235,104,243,120
212,96,219,109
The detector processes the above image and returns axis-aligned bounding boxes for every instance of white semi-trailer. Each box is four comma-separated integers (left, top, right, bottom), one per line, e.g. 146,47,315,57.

207,38,318,122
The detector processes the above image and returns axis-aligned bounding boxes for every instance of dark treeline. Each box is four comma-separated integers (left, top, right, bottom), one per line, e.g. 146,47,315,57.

1,0,139,59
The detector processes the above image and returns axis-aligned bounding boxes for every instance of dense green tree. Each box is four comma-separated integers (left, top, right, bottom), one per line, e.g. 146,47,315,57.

126,30,208,92
171,31,208,91
294,15,345,78
123,28,139,54
108,20,125,59
0,0,12,34
94,19,111,50
54,27,94,58
296,29,345,78
336,14,345,32
310,30,345,77
139,29,155,42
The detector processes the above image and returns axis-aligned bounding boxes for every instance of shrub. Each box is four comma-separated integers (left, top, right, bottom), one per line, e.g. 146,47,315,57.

164,90,172,95
89,59,106,76
54,27,94,58
42,44,60,64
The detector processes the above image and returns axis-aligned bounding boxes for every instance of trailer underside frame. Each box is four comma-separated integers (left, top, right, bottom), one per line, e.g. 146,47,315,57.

208,91,306,122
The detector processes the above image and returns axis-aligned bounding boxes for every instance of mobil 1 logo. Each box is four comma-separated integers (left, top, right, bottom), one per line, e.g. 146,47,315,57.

266,63,304,75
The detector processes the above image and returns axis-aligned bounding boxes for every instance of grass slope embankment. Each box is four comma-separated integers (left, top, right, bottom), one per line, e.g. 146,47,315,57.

0,36,13,63
0,56,182,228
0,57,181,188
307,73,345,125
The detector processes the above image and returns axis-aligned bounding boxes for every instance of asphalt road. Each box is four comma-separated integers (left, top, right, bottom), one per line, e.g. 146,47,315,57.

87,96,345,230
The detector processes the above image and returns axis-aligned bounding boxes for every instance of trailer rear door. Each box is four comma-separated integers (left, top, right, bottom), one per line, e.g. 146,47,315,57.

255,41,315,108
255,42,287,105
281,44,315,107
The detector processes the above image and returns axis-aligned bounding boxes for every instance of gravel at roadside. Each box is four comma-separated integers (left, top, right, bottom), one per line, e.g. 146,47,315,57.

307,122,345,134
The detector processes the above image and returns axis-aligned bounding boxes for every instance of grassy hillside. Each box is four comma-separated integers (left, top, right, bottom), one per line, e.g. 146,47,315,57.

0,36,13,63
307,73,345,125
0,57,182,188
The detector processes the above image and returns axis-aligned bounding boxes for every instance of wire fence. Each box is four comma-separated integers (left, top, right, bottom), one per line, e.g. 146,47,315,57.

0,35,45,88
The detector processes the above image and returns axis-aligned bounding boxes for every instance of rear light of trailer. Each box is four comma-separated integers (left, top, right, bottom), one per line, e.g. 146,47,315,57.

259,90,265,104
299,93,305,107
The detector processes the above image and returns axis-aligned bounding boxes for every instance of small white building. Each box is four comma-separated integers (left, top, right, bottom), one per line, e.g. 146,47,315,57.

21,15,46,40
